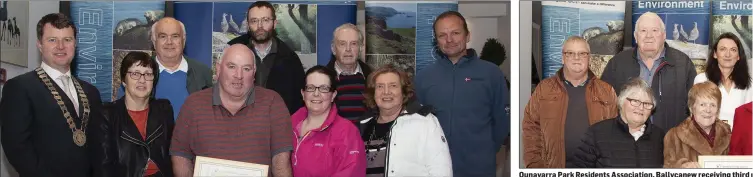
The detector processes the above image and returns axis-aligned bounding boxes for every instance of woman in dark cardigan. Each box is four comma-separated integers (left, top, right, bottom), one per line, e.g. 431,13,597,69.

91,51,175,177
568,78,665,168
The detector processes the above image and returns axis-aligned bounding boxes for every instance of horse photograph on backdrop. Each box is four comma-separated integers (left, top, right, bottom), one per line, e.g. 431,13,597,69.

1,1,8,42
0,1,20,47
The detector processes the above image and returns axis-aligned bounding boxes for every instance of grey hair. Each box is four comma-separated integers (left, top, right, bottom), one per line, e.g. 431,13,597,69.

617,78,656,111
331,23,364,49
562,36,590,53
150,17,187,47
633,12,666,36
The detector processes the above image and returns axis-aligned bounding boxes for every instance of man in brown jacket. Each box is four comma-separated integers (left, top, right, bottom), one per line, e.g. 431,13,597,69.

523,36,619,168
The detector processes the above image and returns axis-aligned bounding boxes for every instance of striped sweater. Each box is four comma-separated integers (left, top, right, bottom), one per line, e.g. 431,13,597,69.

335,73,368,122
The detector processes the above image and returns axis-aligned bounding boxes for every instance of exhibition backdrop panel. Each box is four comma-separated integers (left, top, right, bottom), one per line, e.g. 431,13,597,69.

71,1,165,102
711,0,752,65
365,1,457,78
541,1,626,78
632,0,711,74
175,1,356,80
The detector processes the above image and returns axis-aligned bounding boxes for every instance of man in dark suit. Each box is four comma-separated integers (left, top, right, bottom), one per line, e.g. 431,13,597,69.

0,13,103,177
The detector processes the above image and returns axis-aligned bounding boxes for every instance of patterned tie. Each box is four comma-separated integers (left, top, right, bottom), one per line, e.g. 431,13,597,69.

59,75,79,115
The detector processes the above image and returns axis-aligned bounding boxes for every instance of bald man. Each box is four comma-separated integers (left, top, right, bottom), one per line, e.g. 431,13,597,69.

170,44,293,177
117,17,214,120
601,12,696,130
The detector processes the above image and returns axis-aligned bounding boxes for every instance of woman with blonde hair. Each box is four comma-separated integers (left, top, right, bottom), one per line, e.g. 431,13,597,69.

663,81,732,168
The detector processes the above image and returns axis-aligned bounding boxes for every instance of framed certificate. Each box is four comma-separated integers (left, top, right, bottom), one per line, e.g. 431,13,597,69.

698,155,753,168
193,156,269,177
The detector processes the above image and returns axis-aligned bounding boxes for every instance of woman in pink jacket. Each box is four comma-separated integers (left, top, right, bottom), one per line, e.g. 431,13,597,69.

291,65,366,177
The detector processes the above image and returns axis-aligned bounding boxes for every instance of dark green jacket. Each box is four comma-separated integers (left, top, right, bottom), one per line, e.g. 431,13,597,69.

180,56,214,94
150,55,213,94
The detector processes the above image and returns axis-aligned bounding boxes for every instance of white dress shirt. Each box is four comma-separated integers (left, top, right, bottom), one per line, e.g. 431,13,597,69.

155,56,189,74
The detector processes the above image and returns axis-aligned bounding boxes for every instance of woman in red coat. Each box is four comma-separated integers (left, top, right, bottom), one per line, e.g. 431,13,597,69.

729,102,752,155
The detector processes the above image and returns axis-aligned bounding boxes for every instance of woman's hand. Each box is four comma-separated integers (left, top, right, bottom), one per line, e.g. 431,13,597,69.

681,162,701,168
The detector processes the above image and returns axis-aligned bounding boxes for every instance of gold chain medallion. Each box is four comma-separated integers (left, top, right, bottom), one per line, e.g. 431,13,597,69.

73,129,86,146
35,68,91,147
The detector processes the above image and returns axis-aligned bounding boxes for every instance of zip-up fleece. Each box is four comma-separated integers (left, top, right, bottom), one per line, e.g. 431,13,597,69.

291,105,366,177
414,49,510,177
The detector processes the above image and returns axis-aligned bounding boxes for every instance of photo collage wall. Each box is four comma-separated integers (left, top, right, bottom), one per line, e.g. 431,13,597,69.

69,1,464,97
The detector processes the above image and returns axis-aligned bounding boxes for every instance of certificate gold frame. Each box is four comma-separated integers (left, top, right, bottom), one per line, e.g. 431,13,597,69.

698,155,753,169
193,156,269,177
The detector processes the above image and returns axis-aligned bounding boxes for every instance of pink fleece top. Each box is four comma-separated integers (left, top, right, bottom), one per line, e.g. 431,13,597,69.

291,105,366,177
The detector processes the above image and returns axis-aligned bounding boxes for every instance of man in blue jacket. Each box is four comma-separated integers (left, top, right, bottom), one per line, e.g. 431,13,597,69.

414,11,510,177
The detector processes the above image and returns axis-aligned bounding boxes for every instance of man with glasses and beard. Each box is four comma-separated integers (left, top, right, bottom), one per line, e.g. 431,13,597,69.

228,1,305,114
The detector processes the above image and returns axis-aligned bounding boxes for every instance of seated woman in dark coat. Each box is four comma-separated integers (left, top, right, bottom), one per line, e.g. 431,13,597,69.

567,78,665,168
91,51,175,177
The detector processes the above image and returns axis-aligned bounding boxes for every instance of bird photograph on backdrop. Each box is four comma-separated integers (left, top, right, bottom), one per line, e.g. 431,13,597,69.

111,1,165,100
633,2,711,74
579,11,625,78
668,20,707,73
112,3,165,50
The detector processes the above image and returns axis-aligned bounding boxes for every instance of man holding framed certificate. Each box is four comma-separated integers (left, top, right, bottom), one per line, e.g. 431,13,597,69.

170,44,293,177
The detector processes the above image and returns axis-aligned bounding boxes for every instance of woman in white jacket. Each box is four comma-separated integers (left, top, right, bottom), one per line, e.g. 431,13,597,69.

358,64,452,177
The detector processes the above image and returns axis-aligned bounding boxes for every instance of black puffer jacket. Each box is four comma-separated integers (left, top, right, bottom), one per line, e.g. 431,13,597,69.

567,116,666,168
91,98,175,177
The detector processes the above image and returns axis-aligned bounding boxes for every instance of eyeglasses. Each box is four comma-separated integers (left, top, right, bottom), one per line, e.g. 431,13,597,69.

626,97,654,109
249,17,274,26
562,51,590,58
127,72,155,81
304,85,332,93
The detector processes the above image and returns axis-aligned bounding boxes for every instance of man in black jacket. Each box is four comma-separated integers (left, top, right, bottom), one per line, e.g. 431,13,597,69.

227,1,305,114
601,12,696,130
0,13,104,177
